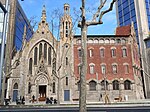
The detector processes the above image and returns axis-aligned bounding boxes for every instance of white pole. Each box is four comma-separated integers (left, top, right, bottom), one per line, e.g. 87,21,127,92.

0,0,9,100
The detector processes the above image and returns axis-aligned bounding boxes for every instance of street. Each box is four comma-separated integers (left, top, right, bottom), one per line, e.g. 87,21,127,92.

0,106,150,112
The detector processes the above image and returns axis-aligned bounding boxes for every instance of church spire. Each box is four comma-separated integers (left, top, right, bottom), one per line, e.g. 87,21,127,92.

41,5,46,22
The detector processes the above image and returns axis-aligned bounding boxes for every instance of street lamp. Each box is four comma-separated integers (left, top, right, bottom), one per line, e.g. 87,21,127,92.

119,77,123,102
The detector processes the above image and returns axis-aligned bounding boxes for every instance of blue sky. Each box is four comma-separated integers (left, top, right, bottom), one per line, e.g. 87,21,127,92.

19,0,117,37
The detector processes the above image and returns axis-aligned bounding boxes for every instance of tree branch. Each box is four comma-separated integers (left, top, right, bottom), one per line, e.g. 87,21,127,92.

92,0,107,22
99,0,116,22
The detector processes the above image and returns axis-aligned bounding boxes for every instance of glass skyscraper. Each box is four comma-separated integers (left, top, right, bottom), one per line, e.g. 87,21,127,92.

116,0,150,98
0,0,33,98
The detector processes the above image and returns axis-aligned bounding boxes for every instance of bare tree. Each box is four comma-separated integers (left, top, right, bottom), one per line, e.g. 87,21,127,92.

78,0,116,111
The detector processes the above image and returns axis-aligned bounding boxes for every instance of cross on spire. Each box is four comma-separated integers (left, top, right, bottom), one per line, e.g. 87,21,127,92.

41,5,46,22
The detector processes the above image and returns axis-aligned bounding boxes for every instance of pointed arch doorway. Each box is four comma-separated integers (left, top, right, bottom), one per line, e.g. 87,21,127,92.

35,74,49,101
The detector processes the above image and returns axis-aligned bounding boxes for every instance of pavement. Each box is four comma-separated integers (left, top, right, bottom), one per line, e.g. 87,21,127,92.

1,99,150,108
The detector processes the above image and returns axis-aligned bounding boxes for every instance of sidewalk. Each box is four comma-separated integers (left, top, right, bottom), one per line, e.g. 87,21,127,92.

1,99,150,108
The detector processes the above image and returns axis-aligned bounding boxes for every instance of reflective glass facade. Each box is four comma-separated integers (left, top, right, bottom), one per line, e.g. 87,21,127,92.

117,0,138,41
15,1,33,50
0,7,4,41
145,0,150,30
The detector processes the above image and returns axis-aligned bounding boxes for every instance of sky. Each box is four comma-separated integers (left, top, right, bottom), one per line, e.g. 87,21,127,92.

19,0,117,37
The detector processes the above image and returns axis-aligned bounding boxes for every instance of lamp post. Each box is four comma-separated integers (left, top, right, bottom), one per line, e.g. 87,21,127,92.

119,77,123,102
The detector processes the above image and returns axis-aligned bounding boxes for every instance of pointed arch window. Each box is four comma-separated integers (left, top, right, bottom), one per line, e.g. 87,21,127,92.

48,47,51,65
34,47,38,65
39,43,42,60
28,82,31,94
44,43,47,61
29,58,32,74
66,57,68,65
52,82,55,93
113,80,119,90
13,83,18,89
66,77,68,86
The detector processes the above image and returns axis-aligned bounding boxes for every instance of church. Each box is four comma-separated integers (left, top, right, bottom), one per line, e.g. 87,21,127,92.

6,4,144,103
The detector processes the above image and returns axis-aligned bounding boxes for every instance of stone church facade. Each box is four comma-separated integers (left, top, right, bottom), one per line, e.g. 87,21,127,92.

6,4,144,103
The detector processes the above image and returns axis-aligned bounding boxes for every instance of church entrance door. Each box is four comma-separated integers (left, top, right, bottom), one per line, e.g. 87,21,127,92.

39,85,46,101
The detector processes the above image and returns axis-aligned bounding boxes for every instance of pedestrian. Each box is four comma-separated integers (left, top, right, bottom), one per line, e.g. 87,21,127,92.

9,96,11,104
22,96,25,104
99,93,102,101
32,95,35,103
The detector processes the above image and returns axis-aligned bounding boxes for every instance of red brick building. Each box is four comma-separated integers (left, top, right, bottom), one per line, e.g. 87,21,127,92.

73,24,144,102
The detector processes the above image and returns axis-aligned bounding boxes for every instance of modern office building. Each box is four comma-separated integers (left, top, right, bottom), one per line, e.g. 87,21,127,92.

0,0,33,98
116,0,150,98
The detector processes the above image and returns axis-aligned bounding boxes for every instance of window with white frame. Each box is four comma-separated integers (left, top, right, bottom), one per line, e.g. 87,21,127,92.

112,64,117,74
90,64,95,74
122,48,127,57
89,49,93,57
111,48,116,57
100,48,104,57
101,64,106,75
78,65,81,74
125,64,129,74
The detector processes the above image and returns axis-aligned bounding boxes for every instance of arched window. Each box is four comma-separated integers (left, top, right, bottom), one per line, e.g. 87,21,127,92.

66,22,68,37
113,80,119,90
89,80,96,91
111,48,116,57
48,47,51,65
101,80,108,90
66,57,68,65
66,77,68,86
100,48,104,57
78,65,81,74
13,83,18,101
29,58,32,74
122,48,127,57
89,64,95,74
39,43,42,60
44,43,47,61
34,47,38,65
112,64,117,74
124,80,131,90
101,64,106,75
13,83,18,89
124,64,129,74
52,82,55,93
89,49,93,57
28,82,31,94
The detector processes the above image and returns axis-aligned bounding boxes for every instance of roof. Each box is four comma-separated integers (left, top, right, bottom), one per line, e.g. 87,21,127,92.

116,25,131,36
